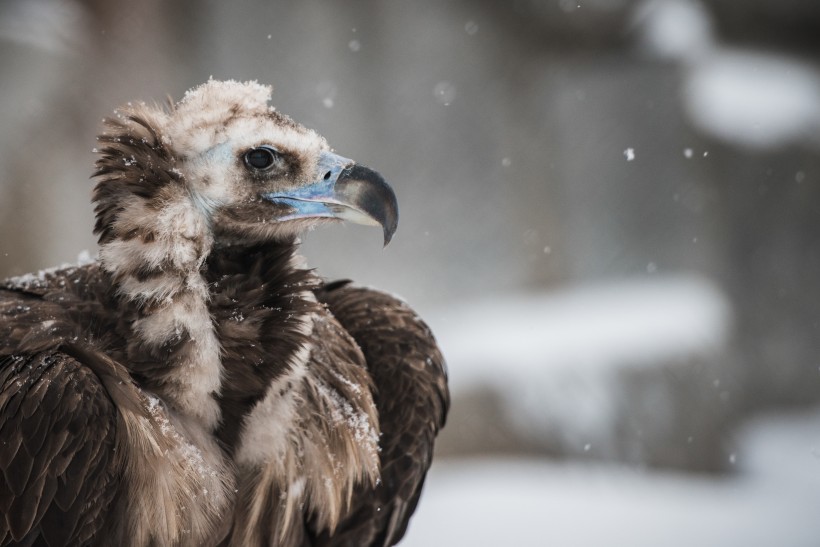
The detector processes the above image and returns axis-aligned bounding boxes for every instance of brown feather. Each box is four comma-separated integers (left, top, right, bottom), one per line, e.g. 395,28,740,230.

311,284,449,547
0,351,120,545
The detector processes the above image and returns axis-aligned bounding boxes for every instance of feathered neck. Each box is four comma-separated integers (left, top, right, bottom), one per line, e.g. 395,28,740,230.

94,110,223,428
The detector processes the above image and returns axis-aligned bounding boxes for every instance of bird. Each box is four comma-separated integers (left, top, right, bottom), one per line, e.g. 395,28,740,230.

0,79,449,547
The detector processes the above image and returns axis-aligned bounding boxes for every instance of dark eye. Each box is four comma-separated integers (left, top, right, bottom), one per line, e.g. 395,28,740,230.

244,146,279,171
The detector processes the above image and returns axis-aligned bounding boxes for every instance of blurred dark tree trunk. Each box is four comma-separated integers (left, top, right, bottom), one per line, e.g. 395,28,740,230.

695,0,820,409
707,143,820,409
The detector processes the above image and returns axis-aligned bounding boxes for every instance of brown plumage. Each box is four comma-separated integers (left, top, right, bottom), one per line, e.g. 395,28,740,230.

0,80,448,546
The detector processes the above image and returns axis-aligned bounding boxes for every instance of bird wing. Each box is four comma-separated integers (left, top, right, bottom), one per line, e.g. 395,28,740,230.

312,282,449,547
0,347,122,546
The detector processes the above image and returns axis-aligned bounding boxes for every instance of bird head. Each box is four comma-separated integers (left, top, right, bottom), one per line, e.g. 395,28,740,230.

93,80,398,253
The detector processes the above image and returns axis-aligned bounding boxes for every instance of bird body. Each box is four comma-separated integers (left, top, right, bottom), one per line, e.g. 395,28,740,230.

0,80,448,546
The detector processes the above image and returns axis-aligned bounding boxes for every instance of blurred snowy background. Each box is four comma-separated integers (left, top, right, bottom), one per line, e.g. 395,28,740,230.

2,0,820,544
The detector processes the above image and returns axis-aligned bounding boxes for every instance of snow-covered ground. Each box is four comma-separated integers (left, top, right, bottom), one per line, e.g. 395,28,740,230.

402,407,820,547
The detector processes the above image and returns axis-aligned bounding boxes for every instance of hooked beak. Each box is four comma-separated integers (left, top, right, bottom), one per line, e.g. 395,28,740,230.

262,151,399,245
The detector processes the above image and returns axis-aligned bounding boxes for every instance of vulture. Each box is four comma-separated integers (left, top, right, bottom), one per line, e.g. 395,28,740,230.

0,80,449,547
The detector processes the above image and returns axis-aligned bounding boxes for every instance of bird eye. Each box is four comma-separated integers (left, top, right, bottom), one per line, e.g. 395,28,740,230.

244,146,280,171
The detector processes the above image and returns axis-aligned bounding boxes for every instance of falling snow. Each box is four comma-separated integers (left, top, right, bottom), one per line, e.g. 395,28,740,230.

433,81,456,106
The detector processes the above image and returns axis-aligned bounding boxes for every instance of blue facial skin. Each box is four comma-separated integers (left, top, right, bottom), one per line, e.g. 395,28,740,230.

262,151,353,221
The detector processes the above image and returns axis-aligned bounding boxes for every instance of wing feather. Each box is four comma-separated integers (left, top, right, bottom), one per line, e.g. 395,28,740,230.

313,283,449,547
0,350,121,546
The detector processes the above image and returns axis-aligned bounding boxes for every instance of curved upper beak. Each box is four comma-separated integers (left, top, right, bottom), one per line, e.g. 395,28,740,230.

262,151,399,245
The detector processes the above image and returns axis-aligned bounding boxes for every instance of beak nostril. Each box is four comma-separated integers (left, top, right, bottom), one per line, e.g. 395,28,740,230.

323,171,332,181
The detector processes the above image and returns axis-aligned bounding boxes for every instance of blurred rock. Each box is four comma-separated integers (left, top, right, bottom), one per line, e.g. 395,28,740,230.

432,276,739,472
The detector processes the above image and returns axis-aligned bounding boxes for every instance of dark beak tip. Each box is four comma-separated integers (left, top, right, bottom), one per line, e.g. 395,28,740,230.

337,164,399,247
382,194,399,247
383,226,395,247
